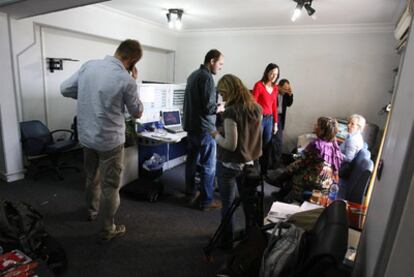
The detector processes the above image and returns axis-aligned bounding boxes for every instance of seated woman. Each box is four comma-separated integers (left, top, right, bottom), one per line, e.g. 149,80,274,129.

272,116,343,203
211,74,263,249
340,114,366,162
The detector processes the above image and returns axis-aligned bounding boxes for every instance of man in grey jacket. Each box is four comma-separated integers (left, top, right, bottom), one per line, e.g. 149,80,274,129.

183,49,224,211
61,39,143,242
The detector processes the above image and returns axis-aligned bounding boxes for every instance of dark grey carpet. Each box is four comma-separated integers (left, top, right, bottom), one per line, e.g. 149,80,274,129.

0,153,277,277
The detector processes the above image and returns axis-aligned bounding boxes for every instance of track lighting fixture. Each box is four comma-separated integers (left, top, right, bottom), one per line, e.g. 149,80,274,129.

166,9,184,30
291,0,316,22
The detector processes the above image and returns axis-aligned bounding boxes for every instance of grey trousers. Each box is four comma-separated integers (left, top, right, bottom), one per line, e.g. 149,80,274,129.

83,145,124,234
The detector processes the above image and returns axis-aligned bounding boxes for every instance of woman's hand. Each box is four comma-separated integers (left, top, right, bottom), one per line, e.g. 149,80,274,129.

273,123,278,134
211,130,218,138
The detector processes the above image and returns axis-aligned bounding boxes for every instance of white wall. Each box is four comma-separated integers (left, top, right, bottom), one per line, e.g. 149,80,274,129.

175,26,398,150
0,13,24,182
1,5,400,188
353,19,414,276
11,5,178,126
0,4,179,182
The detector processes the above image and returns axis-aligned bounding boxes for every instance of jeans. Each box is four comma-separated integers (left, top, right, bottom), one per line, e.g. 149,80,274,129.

84,145,124,234
185,132,216,206
270,117,283,168
216,162,242,243
260,115,274,173
217,162,260,244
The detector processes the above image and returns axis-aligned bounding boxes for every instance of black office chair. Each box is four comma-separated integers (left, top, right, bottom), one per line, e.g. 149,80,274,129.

20,120,79,180
297,200,349,277
70,116,78,142
338,149,374,204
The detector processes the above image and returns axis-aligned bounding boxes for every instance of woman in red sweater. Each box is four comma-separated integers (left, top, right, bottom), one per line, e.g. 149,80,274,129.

252,63,279,174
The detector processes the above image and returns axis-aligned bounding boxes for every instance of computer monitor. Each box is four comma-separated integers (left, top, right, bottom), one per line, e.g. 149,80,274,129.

336,119,348,140
162,110,181,127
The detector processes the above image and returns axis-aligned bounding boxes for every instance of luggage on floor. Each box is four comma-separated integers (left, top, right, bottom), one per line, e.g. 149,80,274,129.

260,222,307,277
216,226,267,277
0,249,54,276
121,178,164,202
0,199,67,274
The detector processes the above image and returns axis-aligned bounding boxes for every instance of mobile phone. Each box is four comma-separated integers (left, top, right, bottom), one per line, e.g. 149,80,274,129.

128,63,134,73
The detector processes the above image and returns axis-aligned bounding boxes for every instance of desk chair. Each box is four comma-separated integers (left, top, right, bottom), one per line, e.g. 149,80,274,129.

70,116,78,142
298,200,349,276
20,120,79,180
338,149,374,204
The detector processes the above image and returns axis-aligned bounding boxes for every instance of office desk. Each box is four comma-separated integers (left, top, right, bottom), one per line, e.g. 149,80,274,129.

137,130,187,144
137,130,187,170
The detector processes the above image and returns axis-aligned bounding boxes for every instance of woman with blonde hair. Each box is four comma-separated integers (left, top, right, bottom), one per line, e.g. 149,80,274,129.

211,74,262,249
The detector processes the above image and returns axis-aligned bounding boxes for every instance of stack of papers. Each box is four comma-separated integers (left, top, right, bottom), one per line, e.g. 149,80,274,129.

267,201,321,223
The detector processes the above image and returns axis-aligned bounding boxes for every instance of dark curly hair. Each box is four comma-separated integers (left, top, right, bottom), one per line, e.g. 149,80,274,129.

316,116,338,142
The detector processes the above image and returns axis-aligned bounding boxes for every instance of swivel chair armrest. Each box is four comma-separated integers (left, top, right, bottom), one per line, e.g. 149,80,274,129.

50,129,74,141
50,129,74,135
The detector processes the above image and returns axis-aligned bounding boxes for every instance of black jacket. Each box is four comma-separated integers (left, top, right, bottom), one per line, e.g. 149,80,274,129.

183,65,217,134
278,93,294,130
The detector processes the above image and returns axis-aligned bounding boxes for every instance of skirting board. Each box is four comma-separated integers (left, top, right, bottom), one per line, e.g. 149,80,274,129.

0,169,25,183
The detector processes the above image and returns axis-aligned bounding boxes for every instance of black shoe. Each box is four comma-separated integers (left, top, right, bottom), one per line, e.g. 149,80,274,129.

87,213,98,222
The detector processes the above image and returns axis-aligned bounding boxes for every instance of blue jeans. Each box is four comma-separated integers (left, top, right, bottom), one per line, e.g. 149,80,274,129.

260,115,274,173
216,161,243,244
217,162,260,244
270,117,283,167
185,132,216,206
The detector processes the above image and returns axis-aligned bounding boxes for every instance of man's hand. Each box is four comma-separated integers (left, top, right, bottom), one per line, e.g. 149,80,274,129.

211,130,219,138
273,123,278,134
131,66,138,80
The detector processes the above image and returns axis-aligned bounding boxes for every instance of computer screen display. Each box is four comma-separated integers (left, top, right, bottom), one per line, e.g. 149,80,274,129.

162,110,181,126
336,120,349,140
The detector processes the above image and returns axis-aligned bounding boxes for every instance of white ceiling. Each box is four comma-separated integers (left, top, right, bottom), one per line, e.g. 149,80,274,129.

101,0,406,31
0,0,108,19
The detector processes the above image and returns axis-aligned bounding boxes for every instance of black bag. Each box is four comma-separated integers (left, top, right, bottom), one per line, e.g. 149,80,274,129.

260,222,307,277
121,178,164,203
225,226,267,277
0,199,67,274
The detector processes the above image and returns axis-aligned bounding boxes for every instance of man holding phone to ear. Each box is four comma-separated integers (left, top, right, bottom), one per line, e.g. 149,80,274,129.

61,39,143,243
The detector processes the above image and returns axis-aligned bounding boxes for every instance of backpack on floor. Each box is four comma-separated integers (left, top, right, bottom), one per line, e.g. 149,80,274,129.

225,226,267,277
0,199,67,274
260,222,307,277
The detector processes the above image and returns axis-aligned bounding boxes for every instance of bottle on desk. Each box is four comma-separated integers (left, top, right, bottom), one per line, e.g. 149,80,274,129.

328,181,339,204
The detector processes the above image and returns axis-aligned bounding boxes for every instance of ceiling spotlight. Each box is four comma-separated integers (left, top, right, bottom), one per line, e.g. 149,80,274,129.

166,9,184,30
291,2,304,22
291,0,316,22
304,3,315,16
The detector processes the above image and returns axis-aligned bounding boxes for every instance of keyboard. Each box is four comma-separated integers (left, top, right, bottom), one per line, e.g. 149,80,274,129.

164,126,184,133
